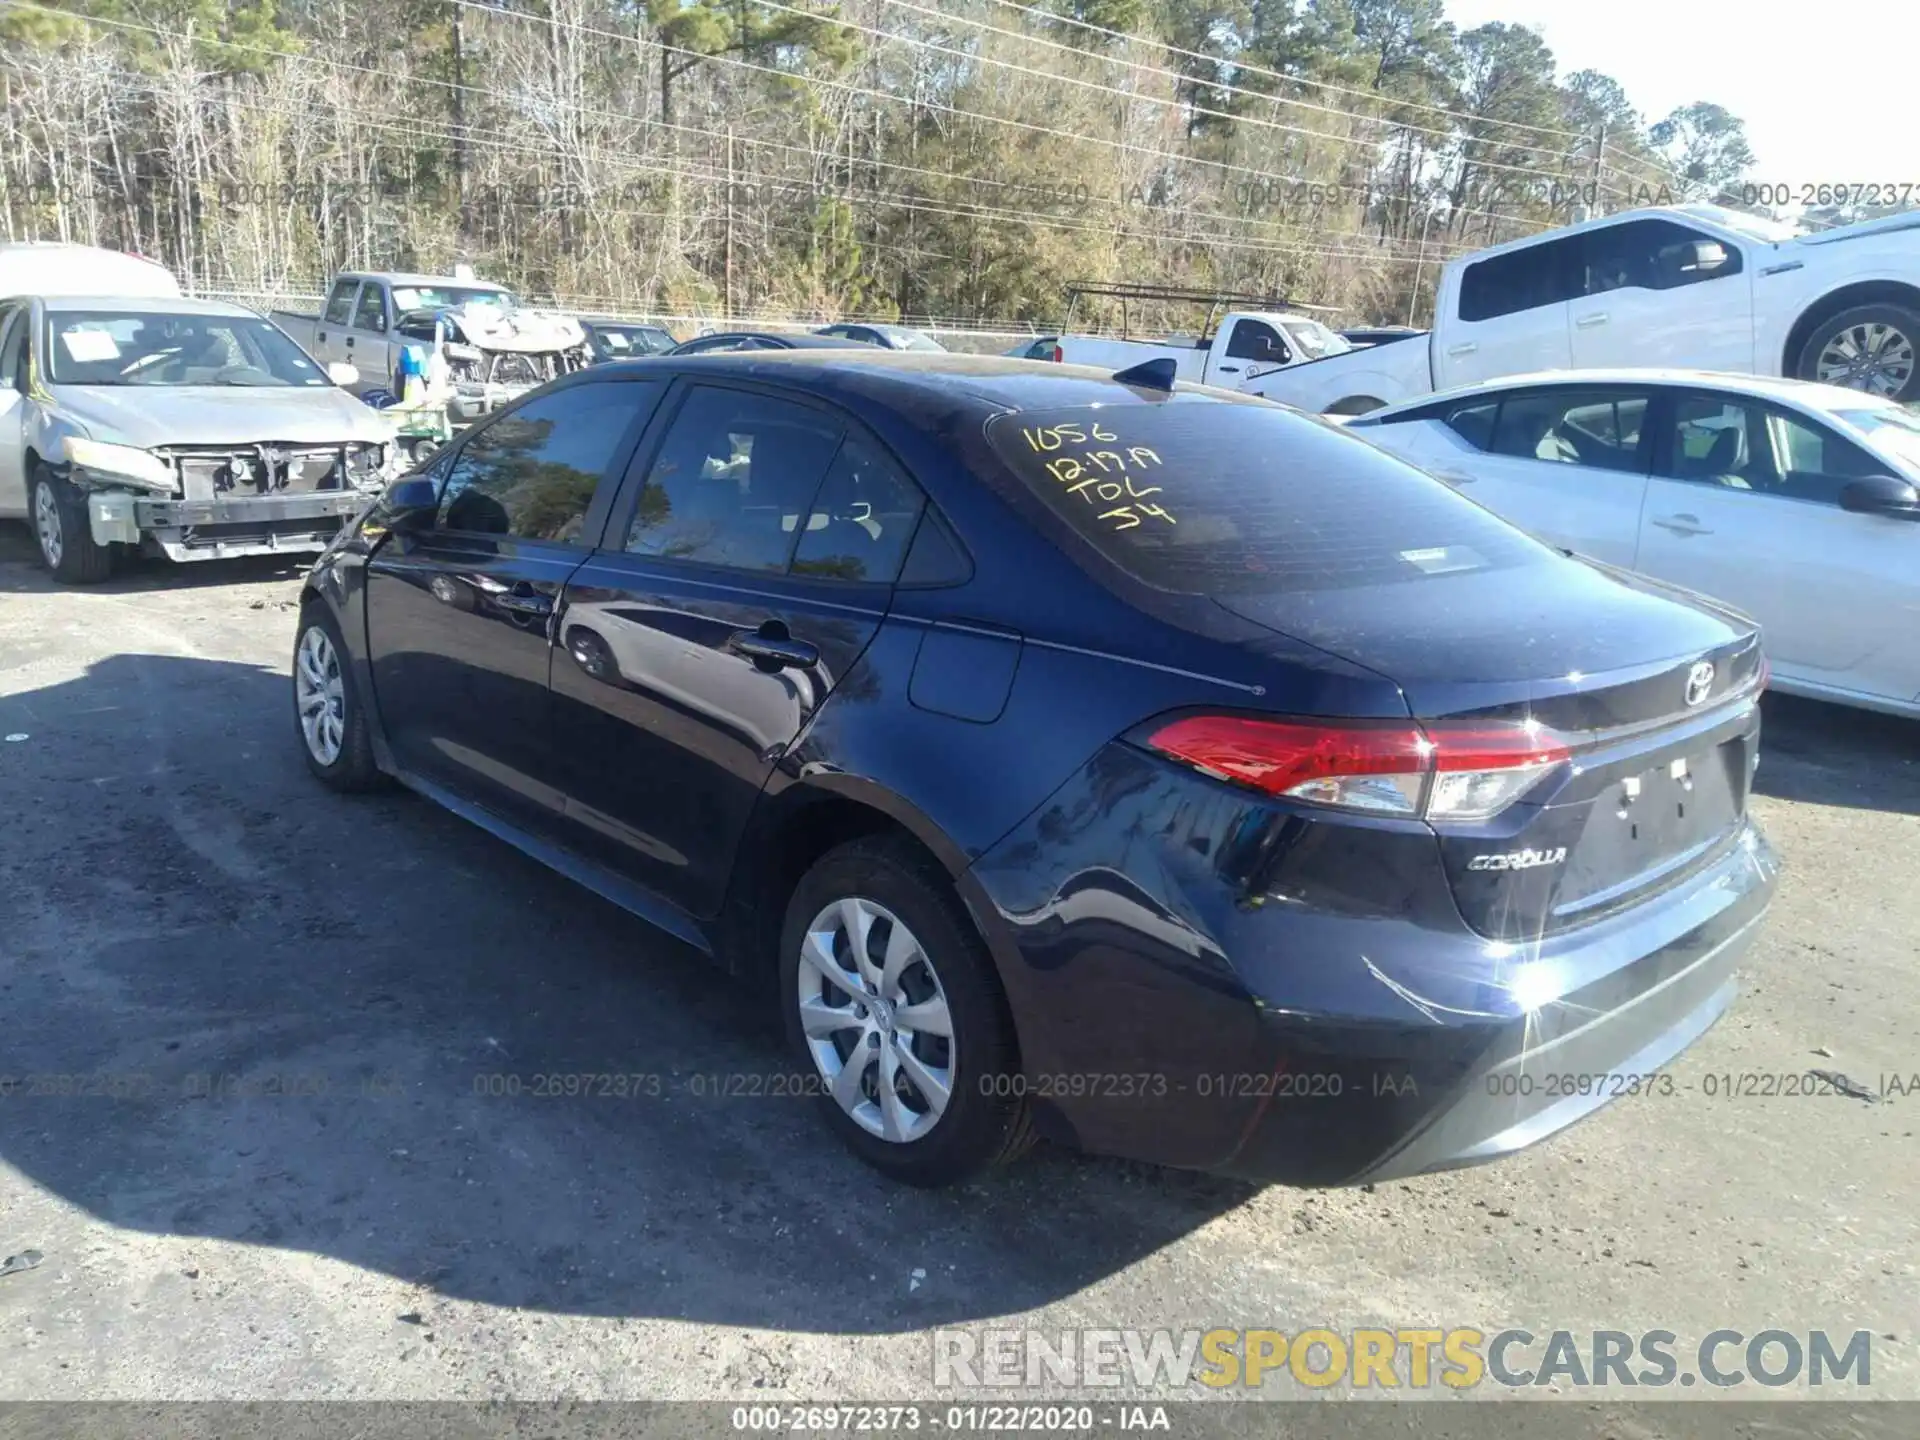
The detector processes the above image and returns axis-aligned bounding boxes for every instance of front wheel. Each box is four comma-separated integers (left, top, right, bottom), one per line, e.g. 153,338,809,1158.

292,604,387,792
30,466,114,584
780,837,1032,1187
1796,303,1920,401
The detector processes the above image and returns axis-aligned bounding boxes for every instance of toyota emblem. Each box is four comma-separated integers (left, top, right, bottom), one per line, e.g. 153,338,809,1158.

1684,660,1715,707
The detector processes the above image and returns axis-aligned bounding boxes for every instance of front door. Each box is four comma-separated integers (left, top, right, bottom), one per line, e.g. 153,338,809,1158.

1635,390,1920,706
363,376,666,832
1571,218,1753,373
548,382,928,917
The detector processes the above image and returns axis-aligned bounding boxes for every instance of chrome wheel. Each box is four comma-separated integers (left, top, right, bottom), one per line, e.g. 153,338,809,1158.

294,624,346,767
33,482,63,569
1816,321,1916,397
796,897,955,1144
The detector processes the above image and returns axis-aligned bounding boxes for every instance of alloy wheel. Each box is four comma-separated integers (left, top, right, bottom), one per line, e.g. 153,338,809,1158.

34,482,63,569
294,625,347,767
796,896,956,1144
1816,321,1916,397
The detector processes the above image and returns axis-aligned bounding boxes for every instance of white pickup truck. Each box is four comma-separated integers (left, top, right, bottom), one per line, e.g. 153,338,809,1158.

1252,203,1920,415
1038,282,1355,392
272,269,592,423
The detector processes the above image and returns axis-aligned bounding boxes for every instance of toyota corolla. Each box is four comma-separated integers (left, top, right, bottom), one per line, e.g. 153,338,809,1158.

292,351,1779,1187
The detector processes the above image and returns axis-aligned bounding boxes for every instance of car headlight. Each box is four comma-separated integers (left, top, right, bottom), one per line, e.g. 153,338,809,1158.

63,436,176,490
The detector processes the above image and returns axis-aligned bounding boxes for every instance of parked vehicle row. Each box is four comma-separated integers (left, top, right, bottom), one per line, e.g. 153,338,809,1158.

292,346,1779,1189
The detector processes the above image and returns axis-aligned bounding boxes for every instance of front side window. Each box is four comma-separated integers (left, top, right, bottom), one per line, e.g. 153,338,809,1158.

438,380,663,541
1489,389,1650,473
1443,400,1499,451
43,310,332,388
1457,237,1579,323
352,284,388,333
1226,319,1290,364
625,386,846,571
1660,394,1881,503
323,281,358,326
1582,219,1742,295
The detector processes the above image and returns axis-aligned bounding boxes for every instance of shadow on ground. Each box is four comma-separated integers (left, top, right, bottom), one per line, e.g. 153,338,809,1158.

0,649,1250,1334
1753,692,1920,816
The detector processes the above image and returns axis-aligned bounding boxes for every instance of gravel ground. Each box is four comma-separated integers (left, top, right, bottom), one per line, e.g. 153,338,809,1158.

0,526,1916,1425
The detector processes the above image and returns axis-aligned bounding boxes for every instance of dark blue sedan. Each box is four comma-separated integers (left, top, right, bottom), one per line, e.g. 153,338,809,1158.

292,351,1779,1187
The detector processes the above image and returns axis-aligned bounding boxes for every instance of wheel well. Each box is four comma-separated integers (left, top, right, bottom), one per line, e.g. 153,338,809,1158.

1783,281,1920,374
1326,395,1386,416
727,796,934,984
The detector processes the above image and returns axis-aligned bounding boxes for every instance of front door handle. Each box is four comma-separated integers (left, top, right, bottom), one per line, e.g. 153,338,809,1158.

495,589,553,617
729,626,818,671
343,336,355,348
1215,364,1241,374
1574,311,1609,329
1651,513,1711,537
1445,342,1477,357
1432,468,1476,485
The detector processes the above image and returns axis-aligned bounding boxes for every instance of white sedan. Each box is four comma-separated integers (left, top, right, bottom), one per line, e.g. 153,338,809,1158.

1344,369,1920,719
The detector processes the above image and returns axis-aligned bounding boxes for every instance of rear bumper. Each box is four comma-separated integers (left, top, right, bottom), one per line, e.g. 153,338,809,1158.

965,739,1781,1188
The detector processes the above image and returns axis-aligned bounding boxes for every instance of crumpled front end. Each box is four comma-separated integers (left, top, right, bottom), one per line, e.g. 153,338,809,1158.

433,304,593,420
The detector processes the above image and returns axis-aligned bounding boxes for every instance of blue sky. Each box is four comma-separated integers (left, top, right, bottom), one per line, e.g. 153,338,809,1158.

1443,0,1908,195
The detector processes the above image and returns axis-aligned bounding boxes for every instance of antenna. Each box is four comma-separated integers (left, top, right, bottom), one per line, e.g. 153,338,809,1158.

1112,357,1177,393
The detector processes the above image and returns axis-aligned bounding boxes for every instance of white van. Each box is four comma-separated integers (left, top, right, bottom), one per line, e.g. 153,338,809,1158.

0,243,183,301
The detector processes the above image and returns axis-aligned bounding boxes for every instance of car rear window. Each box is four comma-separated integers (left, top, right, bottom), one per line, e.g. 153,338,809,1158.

984,401,1551,595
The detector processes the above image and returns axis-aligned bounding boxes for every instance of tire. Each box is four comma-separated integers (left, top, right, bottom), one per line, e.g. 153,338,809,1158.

30,465,114,584
1794,303,1920,402
292,602,387,792
779,836,1033,1186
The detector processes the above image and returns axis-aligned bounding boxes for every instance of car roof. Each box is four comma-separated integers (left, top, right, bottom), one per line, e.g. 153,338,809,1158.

1362,368,1896,419
583,347,1274,415
680,331,872,349
41,295,261,318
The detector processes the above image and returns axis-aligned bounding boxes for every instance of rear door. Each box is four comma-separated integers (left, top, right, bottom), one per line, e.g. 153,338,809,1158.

1635,389,1920,706
1437,235,1578,387
347,280,394,391
1571,218,1753,372
363,376,666,833
547,381,927,917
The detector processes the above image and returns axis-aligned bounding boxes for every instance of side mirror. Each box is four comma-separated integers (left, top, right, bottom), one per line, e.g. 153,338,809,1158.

1839,473,1920,519
327,361,360,387
378,475,441,533
1665,240,1729,279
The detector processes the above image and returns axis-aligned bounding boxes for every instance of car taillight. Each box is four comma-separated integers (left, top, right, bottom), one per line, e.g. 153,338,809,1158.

1049,344,1063,363
1145,715,1570,823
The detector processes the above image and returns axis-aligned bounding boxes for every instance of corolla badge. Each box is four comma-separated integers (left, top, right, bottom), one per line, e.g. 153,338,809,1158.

1467,847,1567,872
1685,660,1715,707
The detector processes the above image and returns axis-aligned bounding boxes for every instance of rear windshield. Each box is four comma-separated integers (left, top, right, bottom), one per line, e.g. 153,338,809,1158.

985,400,1551,595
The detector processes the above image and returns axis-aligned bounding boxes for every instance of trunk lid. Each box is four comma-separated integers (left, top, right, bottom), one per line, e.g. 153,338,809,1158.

1216,559,1764,939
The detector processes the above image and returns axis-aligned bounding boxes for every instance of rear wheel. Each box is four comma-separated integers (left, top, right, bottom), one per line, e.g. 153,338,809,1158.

1795,303,1920,401
30,466,114,584
780,836,1031,1186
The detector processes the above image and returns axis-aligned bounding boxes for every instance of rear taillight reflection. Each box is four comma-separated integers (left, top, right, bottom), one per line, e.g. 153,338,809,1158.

1146,714,1569,823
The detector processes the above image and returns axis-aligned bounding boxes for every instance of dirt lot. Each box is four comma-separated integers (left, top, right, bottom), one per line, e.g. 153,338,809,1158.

1,526,1916,1425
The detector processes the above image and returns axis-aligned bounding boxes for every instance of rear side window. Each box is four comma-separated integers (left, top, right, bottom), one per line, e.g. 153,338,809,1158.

439,380,663,541
323,281,358,326
790,434,927,583
986,401,1548,595
1490,389,1650,473
1457,237,1579,323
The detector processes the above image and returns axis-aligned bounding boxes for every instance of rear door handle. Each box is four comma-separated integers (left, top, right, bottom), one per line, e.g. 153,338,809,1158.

495,589,553,617
729,627,818,670
1574,312,1609,328
1445,343,1477,357
1651,513,1711,537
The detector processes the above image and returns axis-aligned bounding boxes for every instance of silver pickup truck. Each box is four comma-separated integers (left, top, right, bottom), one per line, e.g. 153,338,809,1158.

0,288,396,583
272,271,593,422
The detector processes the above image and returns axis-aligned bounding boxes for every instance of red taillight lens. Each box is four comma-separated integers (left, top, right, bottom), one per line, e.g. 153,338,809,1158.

1049,344,1063,363
1146,715,1569,822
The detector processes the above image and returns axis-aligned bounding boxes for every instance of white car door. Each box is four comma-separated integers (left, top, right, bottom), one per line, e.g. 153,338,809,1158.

0,305,29,516
1570,218,1754,373
346,280,394,392
1434,234,1578,388
1364,384,1653,568
312,279,359,367
1634,390,1920,707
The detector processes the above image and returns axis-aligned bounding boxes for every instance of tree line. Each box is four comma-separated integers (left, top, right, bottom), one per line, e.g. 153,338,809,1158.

0,0,1763,329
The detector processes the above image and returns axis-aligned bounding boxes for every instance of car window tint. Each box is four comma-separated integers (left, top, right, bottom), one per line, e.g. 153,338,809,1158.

1662,396,1884,504
625,386,846,571
0,307,25,388
438,381,663,542
1490,390,1648,472
323,281,358,326
1226,319,1290,363
1583,219,1742,295
791,434,927,582
987,401,1548,596
352,284,387,333
1457,236,1579,322
1443,400,1499,451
